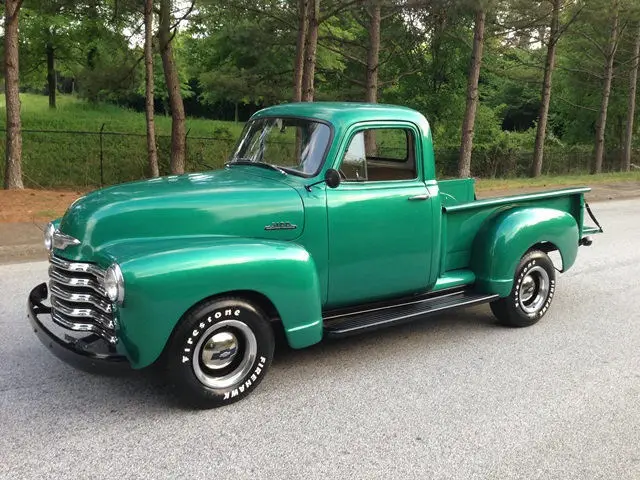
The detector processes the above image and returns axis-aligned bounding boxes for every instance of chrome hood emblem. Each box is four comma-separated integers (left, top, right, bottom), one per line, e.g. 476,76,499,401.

53,230,81,250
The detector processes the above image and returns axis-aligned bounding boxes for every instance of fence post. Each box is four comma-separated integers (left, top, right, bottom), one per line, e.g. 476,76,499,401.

99,123,106,187
185,127,191,171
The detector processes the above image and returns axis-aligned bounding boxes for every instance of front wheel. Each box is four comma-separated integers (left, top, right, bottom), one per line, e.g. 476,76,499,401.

167,297,275,408
490,250,556,328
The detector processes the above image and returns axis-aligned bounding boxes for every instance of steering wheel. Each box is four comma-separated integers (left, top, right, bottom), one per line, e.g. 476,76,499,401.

338,169,347,180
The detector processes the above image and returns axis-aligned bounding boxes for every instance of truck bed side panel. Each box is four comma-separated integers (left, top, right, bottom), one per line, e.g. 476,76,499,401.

441,189,586,273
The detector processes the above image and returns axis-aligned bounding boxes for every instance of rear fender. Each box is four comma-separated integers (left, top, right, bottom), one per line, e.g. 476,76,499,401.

112,238,322,368
470,207,579,297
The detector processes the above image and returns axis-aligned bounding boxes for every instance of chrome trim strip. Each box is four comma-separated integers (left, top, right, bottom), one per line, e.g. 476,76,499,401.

48,267,106,295
51,311,117,345
52,230,81,250
50,296,114,330
49,282,113,315
50,255,105,280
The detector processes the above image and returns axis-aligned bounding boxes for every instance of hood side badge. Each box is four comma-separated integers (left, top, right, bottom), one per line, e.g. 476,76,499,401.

265,222,297,231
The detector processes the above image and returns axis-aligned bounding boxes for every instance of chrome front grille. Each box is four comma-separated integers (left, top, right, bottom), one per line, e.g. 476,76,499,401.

48,255,117,344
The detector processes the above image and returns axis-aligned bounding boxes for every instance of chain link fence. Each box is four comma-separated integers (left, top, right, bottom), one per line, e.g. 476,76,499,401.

0,127,237,188
0,127,634,188
435,146,633,178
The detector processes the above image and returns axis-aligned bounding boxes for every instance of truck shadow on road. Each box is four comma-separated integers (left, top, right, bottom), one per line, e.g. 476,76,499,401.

13,305,503,412
272,305,503,364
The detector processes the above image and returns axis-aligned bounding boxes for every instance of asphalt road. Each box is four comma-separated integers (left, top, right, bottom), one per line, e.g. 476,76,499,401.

1,199,639,479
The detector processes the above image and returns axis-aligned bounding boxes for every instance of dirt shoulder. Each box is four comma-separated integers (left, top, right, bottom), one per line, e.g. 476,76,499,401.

0,188,85,223
1,181,638,264
476,180,640,203
0,189,86,264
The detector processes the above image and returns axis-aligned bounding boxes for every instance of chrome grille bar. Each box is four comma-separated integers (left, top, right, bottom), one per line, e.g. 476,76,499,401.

50,295,115,330
47,254,117,345
49,282,113,315
51,311,117,345
49,267,106,295
50,255,105,280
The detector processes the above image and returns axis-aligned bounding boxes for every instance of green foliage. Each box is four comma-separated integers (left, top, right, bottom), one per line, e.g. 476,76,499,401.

551,0,640,146
182,2,299,106
6,0,640,187
19,1,81,91
134,47,194,110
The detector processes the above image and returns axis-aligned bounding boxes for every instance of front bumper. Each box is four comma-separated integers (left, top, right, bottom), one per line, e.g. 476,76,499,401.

27,283,130,373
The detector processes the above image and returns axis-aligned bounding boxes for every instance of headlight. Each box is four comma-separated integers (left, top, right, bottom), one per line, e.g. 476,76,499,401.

44,223,55,251
103,263,125,304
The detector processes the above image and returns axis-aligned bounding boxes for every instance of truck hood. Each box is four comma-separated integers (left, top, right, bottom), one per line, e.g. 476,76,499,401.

56,168,304,261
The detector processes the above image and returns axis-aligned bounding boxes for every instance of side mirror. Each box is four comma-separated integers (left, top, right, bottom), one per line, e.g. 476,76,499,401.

304,168,341,192
325,168,341,189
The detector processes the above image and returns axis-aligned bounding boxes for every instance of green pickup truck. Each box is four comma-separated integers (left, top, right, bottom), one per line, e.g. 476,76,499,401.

28,102,602,408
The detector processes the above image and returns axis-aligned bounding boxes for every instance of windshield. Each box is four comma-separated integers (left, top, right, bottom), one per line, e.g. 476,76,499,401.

230,117,331,176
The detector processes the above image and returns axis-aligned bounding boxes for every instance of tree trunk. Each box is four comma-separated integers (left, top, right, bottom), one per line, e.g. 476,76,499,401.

364,3,382,155
623,22,640,172
158,0,186,175
593,2,620,174
293,0,308,102
530,0,561,177
4,0,23,190
457,7,486,178
46,40,56,109
365,4,381,104
144,0,159,178
301,0,319,102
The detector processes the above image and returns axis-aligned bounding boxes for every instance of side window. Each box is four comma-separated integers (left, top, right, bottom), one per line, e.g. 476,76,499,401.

339,128,417,182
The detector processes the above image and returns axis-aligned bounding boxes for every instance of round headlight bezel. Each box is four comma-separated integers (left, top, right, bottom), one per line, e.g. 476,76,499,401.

44,223,56,251
103,263,125,305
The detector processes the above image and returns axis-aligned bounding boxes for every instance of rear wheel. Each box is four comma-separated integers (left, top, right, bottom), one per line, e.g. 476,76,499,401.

167,297,274,408
490,250,556,327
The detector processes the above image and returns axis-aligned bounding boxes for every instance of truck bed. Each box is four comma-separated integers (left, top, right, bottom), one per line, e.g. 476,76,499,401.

438,181,591,274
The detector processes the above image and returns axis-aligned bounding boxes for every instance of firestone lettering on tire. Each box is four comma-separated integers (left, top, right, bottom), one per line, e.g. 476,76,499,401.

180,307,244,362
513,260,536,312
222,356,267,400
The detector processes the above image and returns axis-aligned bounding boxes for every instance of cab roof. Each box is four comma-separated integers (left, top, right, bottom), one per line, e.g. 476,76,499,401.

251,102,430,130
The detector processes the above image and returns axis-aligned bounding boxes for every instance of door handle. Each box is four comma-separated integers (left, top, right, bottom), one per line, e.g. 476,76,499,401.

408,194,431,201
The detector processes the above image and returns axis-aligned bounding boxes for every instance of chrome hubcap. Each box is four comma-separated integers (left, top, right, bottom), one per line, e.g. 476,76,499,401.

202,331,239,370
520,276,536,302
518,266,550,314
192,319,257,389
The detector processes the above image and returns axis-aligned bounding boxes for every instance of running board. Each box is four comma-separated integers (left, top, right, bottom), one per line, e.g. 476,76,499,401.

323,290,499,337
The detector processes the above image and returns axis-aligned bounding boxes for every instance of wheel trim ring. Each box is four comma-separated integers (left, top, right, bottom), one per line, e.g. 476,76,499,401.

518,266,550,314
192,319,258,389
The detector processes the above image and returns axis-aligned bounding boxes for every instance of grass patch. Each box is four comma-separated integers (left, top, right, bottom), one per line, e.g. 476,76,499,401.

475,171,640,191
0,94,245,188
0,93,245,137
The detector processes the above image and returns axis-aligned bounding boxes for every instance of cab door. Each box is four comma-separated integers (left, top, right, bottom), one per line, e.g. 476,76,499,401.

325,123,434,307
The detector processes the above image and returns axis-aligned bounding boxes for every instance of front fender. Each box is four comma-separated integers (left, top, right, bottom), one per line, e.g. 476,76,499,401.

470,207,579,297
111,238,322,368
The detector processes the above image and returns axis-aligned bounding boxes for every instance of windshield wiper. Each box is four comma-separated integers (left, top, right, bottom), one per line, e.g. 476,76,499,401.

226,159,287,175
